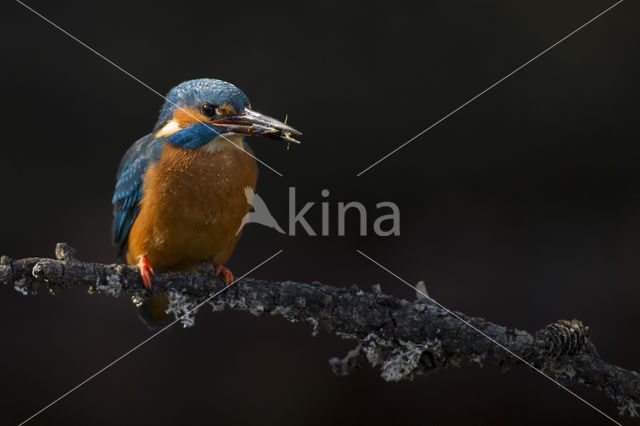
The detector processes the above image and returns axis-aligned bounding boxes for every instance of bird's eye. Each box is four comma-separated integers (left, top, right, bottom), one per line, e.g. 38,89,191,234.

201,103,216,117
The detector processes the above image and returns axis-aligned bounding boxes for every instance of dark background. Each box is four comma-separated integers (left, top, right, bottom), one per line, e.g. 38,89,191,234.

1,0,638,424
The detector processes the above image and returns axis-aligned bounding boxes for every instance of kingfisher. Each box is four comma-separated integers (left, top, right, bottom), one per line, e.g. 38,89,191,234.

111,78,300,288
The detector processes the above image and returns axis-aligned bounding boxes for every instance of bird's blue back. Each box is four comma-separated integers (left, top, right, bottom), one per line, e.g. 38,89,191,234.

111,134,163,255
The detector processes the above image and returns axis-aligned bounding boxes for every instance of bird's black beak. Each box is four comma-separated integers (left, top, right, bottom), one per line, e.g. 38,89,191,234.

212,108,302,145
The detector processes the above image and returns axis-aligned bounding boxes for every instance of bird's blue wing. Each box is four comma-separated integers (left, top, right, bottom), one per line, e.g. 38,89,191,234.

111,134,163,255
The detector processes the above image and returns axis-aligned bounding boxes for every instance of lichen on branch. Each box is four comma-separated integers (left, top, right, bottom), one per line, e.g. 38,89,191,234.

1,243,638,418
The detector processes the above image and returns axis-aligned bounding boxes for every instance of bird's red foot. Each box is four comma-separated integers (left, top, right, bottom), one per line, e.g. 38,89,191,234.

214,264,234,284
137,255,155,289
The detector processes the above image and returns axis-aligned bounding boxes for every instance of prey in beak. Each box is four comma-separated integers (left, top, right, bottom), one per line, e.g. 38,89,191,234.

212,108,302,145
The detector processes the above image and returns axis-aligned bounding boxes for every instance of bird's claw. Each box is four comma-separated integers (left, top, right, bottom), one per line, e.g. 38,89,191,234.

214,264,234,284
137,255,155,289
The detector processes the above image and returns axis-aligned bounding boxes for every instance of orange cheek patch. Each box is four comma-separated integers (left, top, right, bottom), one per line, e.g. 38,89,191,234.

216,103,237,116
173,107,210,127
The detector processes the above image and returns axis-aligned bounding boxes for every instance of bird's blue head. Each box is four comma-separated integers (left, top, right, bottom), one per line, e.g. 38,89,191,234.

153,78,301,149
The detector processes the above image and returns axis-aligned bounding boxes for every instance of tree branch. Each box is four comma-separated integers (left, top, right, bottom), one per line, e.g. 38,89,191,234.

1,243,638,418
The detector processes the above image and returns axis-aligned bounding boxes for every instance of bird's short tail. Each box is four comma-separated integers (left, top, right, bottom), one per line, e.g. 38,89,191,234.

138,293,172,329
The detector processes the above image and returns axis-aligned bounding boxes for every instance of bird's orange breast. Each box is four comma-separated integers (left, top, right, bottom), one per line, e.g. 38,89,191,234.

126,138,257,271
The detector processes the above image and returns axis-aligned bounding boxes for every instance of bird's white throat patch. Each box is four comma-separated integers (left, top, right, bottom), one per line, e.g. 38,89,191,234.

202,133,245,154
154,119,182,137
